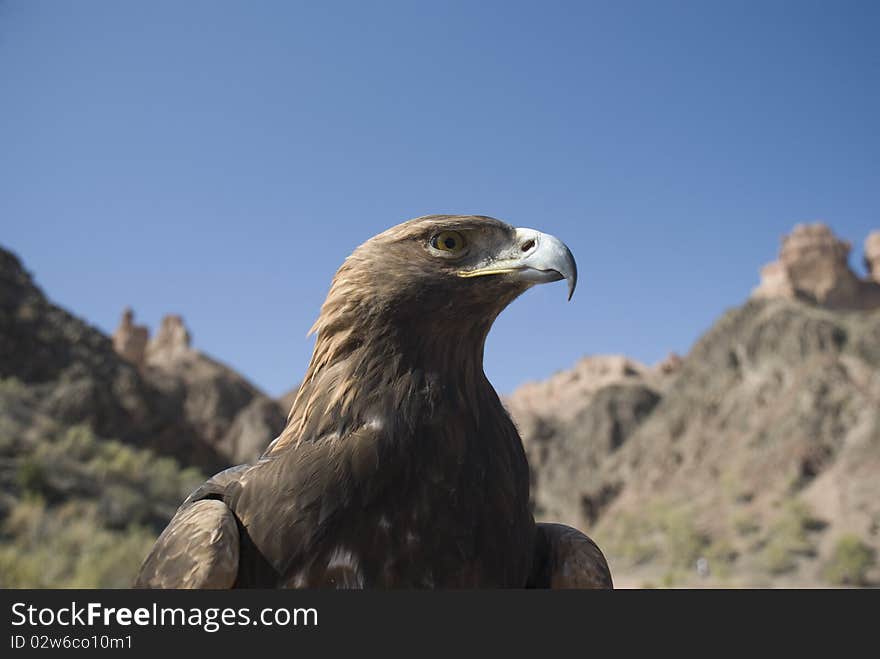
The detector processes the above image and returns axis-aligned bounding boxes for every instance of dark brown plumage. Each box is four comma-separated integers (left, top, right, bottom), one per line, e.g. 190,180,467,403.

135,215,612,589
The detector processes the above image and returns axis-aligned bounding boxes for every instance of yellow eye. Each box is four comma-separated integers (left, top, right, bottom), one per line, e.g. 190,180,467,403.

430,231,465,253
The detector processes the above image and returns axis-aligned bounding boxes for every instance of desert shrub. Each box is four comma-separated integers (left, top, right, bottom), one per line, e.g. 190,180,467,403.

0,425,204,587
59,424,101,459
661,570,680,587
733,512,761,536
600,501,711,571
30,425,202,514
0,497,157,588
599,512,659,565
704,538,738,578
66,524,157,589
761,540,798,575
822,535,876,586
0,376,26,395
759,500,821,575
97,484,152,529
658,507,710,568
16,457,49,496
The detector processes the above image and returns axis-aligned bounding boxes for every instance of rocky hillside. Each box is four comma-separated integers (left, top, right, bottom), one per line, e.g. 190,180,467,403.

0,247,287,586
110,311,286,467
0,248,287,471
507,224,880,587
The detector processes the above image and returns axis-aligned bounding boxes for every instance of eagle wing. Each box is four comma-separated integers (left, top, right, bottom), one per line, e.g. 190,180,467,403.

529,522,613,589
133,500,239,588
134,465,249,589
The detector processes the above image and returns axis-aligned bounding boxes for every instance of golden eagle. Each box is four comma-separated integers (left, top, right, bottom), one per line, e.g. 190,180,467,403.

135,215,612,588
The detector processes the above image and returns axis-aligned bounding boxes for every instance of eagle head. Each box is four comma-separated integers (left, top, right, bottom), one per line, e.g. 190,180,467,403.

278,215,577,445
313,215,577,341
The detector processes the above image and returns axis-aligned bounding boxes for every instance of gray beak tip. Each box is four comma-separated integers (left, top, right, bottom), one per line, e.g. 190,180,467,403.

563,244,577,301
510,227,578,301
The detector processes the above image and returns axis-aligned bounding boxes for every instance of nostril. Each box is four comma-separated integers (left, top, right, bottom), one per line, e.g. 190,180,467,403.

521,239,536,253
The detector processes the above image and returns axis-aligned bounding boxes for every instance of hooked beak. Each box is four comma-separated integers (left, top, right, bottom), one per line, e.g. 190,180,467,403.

457,228,578,300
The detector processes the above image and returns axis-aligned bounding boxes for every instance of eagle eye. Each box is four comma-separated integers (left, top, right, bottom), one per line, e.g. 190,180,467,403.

430,231,466,255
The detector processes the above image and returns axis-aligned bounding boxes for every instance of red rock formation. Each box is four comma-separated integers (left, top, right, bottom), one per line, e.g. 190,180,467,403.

145,314,193,367
111,307,149,368
505,355,652,425
106,308,287,465
656,352,683,375
865,231,880,284
752,223,880,310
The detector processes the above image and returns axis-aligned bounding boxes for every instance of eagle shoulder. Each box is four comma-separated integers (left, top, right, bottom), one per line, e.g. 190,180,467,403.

528,522,613,589
133,499,240,589
134,464,252,588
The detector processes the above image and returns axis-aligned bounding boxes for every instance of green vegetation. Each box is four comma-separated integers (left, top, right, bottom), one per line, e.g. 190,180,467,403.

0,425,203,588
0,376,27,395
0,497,157,588
821,535,876,586
661,569,683,588
600,501,712,571
661,507,710,568
733,511,761,536
600,511,659,565
758,501,821,575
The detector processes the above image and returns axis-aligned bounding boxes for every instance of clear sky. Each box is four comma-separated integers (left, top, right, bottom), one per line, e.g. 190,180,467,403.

2,1,878,397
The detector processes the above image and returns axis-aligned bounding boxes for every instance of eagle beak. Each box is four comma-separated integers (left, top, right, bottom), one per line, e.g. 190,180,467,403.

458,228,578,300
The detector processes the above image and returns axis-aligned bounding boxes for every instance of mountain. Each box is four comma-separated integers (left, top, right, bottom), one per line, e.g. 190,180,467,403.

507,224,880,587
110,311,287,467
0,247,287,586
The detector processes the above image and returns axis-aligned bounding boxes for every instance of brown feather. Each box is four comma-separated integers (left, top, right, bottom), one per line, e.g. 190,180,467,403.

134,500,239,589
528,523,613,589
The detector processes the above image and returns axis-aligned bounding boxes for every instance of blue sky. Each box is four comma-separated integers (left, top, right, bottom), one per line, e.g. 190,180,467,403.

2,1,878,397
